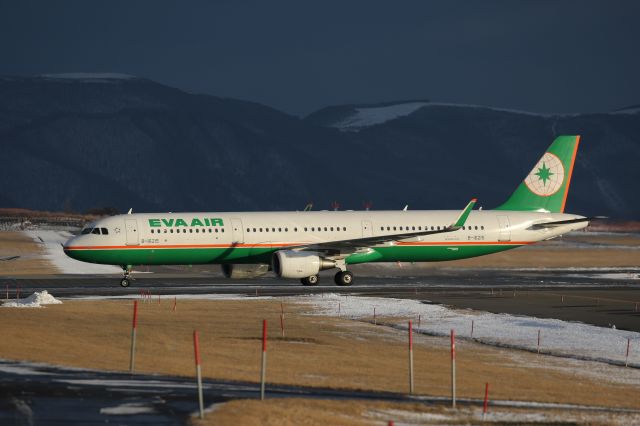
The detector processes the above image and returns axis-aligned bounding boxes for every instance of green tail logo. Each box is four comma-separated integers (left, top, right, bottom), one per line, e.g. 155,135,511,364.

496,135,580,213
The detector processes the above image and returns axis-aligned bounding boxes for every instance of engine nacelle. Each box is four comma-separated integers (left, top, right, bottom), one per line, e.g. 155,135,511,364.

272,250,335,279
221,263,270,279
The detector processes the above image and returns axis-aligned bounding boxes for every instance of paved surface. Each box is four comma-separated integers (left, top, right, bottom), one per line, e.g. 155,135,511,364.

3,268,640,330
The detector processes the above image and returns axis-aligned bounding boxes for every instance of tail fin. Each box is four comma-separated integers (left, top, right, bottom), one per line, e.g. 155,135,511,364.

496,135,580,213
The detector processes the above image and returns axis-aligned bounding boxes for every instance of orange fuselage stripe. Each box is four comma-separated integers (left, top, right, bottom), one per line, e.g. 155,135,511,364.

64,241,531,250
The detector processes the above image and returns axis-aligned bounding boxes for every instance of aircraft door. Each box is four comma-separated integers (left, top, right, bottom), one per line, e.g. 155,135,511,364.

231,218,244,244
361,220,373,238
125,219,139,246
497,215,511,242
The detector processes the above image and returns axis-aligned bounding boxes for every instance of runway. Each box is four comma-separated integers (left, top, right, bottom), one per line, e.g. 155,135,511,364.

4,268,640,331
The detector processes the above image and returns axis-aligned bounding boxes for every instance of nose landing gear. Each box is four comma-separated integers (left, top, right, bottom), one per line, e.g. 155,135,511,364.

120,265,133,287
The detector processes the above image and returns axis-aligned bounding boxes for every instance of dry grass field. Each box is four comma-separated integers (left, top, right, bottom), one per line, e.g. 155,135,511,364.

1,298,639,424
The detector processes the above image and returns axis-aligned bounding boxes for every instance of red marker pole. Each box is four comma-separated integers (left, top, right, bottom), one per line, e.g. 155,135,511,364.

193,331,204,419
260,320,267,400
5,284,8,301
172,296,177,312
338,302,341,315
374,307,377,325
626,338,631,367
471,320,474,339
129,301,138,372
408,320,414,394
482,382,489,420
451,329,456,408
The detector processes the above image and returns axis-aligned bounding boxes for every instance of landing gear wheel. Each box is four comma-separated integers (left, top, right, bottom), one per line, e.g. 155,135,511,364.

334,271,354,286
301,275,320,286
120,278,130,288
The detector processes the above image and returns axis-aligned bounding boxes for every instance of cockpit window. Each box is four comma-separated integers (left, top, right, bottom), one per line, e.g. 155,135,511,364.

101,228,109,235
81,228,92,235
91,228,101,235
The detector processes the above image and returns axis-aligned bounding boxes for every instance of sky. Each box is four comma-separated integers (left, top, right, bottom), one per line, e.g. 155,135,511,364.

1,1,639,116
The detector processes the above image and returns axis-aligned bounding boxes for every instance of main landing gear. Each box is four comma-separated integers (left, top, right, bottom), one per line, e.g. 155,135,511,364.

299,270,355,286
120,265,133,288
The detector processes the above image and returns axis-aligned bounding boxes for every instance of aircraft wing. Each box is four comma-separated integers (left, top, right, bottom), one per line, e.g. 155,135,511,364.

291,198,477,254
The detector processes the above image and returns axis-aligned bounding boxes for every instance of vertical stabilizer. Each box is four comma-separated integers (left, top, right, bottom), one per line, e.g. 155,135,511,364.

495,135,580,213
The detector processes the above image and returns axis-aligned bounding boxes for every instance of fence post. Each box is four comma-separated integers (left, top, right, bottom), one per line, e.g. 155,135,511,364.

260,319,267,400
408,320,414,394
626,338,631,367
193,331,204,419
451,329,456,408
129,300,138,373
537,329,541,354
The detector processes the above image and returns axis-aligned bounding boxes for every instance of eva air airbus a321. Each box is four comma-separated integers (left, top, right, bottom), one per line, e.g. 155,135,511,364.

64,135,595,287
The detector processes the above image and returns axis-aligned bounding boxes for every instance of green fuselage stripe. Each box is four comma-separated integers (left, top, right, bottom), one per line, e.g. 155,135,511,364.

65,243,522,266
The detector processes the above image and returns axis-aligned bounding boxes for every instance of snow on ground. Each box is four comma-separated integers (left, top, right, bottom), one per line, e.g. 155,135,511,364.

2,290,62,308
99,403,156,415
23,230,121,274
68,291,640,368
298,294,640,367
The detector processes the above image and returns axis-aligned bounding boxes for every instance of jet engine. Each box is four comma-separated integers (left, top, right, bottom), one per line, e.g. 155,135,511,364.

221,263,270,279
272,250,335,279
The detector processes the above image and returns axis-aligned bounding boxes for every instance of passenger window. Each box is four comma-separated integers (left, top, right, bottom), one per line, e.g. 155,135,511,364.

266,228,269,232
387,226,390,231
170,229,174,233
311,227,315,231
393,226,397,231
221,228,225,232
330,227,334,231
294,228,297,232
151,229,154,234
475,226,478,230
215,229,219,233
481,226,485,230
343,227,346,231
285,228,288,232
418,226,422,230
91,228,101,235
278,228,282,232
272,228,275,232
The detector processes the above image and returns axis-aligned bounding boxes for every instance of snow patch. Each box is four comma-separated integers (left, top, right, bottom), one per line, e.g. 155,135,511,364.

335,102,428,129
299,294,640,366
24,230,121,274
2,290,62,308
332,101,579,131
100,403,156,415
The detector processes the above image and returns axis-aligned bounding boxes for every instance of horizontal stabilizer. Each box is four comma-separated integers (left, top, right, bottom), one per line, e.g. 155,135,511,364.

528,216,607,230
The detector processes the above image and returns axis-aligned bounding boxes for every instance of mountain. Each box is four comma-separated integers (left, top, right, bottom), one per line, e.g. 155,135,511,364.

0,75,638,219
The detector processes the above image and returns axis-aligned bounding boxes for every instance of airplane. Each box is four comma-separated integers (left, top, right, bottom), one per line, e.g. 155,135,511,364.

63,135,595,288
